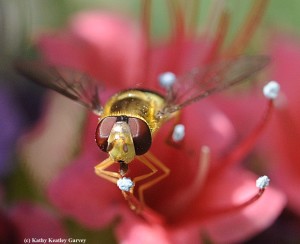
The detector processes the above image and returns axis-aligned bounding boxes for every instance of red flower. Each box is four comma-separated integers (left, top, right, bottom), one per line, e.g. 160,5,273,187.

20,2,286,243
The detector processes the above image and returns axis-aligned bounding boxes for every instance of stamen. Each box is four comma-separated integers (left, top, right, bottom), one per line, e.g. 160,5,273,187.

199,146,211,186
263,81,280,100
196,176,268,221
159,72,176,89
202,0,229,64
186,146,211,195
212,84,277,175
203,10,230,64
172,124,185,142
204,0,226,38
165,0,186,72
187,0,200,35
122,190,165,224
117,177,134,192
225,0,269,56
167,0,185,38
256,175,270,189
162,146,211,215
141,0,152,79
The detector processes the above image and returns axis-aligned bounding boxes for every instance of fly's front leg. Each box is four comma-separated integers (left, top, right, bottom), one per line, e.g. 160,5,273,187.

95,158,139,210
135,152,170,206
94,157,120,184
94,154,170,211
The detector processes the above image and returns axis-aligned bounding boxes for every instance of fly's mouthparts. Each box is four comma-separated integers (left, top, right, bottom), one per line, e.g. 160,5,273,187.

119,161,128,176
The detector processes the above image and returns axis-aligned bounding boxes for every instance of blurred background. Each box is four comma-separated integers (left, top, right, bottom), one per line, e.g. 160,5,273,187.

1,0,300,243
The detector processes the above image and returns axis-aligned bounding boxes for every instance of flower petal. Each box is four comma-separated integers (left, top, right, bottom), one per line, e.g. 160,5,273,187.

116,211,207,244
147,38,214,89
116,214,171,244
47,150,125,229
39,11,144,89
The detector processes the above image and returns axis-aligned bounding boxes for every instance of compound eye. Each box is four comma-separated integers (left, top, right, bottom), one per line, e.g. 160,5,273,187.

95,116,116,152
128,117,152,155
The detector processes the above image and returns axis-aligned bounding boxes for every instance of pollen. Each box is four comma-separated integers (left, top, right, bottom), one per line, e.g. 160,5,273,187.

117,177,134,192
263,81,280,99
172,124,185,142
158,72,176,89
256,175,270,189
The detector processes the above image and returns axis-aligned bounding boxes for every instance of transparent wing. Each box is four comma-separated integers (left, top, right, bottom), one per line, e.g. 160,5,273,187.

15,60,103,115
158,55,270,117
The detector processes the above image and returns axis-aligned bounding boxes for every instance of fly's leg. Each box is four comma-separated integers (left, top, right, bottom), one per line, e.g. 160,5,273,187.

94,155,170,211
94,157,120,184
95,157,140,210
134,152,170,206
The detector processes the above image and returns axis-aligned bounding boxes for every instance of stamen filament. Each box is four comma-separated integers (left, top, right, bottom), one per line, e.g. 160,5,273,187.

201,188,265,221
200,0,228,65
203,10,230,64
164,0,186,72
123,191,165,224
167,0,185,39
187,0,201,36
141,0,151,40
225,0,269,56
180,145,211,202
196,146,211,190
213,99,274,175
163,146,211,215
204,0,226,38
141,0,152,79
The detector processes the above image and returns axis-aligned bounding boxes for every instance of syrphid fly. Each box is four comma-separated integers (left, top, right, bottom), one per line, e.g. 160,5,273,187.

15,55,269,210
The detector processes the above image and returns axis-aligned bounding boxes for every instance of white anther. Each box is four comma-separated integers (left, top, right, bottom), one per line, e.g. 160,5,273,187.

263,81,280,99
256,175,270,189
117,177,134,192
159,72,176,89
172,124,185,142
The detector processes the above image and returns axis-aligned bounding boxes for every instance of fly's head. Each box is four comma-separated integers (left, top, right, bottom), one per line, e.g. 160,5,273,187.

107,121,135,163
95,115,152,164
